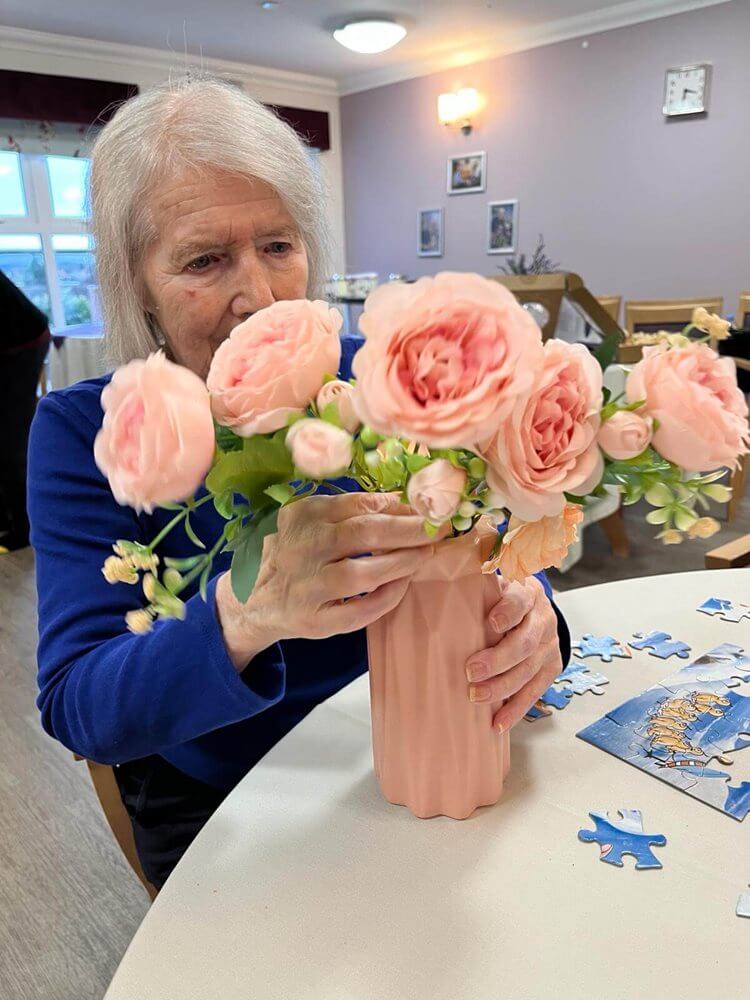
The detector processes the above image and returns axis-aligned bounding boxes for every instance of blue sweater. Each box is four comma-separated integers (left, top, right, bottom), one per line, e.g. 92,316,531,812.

29,335,562,792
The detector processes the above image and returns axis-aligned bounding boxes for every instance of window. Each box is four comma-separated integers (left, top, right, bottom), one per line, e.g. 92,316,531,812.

0,153,97,331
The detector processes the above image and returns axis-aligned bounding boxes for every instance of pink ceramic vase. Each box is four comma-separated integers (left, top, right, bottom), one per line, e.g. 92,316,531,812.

367,522,510,819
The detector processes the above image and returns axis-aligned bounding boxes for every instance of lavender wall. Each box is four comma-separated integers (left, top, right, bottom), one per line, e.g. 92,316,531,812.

341,1,749,315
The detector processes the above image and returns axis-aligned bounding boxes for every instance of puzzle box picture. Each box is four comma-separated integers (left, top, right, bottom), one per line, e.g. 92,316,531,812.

578,643,750,821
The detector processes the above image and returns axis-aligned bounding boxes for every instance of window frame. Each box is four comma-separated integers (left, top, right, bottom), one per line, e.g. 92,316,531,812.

0,153,94,331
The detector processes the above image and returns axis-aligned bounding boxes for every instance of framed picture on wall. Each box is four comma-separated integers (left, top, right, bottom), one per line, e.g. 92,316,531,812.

417,208,443,257
447,152,486,195
487,199,518,255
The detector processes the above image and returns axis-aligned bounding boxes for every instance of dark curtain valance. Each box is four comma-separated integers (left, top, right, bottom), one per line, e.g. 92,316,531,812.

269,104,330,152
0,70,138,126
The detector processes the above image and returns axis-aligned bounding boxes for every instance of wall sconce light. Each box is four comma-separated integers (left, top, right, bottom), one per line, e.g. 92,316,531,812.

437,88,481,135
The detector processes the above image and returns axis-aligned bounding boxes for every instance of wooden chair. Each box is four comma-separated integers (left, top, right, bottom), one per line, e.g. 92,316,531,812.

624,297,724,337
705,535,750,569
75,755,158,900
596,295,621,324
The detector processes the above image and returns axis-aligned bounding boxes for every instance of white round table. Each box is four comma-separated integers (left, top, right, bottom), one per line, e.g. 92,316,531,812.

105,570,750,1000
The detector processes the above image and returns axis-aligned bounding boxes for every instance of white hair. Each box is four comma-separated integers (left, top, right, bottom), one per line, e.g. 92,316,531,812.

90,74,331,365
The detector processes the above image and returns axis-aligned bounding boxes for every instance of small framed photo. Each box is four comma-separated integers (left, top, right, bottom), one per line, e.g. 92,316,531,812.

487,199,518,255
447,152,486,195
417,208,443,257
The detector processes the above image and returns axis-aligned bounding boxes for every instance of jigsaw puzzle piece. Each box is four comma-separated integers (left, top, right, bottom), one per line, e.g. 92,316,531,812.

523,683,573,721
578,809,666,869
630,631,672,650
557,668,609,696
572,634,631,662
697,597,750,623
629,632,692,659
737,887,750,919
724,781,750,821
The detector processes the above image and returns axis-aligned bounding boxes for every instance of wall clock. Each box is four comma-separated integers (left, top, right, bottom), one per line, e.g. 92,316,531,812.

663,63,710,117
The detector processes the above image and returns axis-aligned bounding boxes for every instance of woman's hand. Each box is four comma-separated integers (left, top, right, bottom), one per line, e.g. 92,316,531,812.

216,492,444,671
464,577,563,733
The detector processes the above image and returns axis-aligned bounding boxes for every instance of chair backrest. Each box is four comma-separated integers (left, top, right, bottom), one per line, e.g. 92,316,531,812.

624,297,723,336
596,296,621,323
76,756,158,900
736,292,750,331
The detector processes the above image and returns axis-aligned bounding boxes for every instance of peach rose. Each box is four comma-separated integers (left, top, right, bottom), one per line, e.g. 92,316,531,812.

286,418,353,479
483,504,583,582
482,340,604,522
406,459,467,524
316,379,361,434
207,299,343,436
597,410,653,460
94,353,215,513
626,342,750,471
351,272,544,448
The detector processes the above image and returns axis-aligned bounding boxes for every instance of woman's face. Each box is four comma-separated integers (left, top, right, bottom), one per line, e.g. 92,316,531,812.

142,167,310,378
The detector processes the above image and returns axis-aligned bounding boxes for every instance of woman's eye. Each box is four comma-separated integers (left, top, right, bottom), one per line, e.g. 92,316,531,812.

266,241,292,256
186,254,217,271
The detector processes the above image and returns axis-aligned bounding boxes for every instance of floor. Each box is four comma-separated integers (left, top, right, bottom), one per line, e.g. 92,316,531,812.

0,494,747,999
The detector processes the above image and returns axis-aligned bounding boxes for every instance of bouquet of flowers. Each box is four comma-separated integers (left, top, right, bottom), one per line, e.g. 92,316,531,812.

95,274,749,635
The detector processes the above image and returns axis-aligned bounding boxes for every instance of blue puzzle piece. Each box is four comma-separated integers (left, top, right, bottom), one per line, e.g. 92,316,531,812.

541,685,573,710
572,634,631,662
556,659,609,694
725,781,750,821
578,809,666,869
630,632,692,660
697,598,750,624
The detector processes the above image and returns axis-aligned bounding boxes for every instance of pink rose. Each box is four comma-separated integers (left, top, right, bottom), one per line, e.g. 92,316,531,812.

316,379,361,434
286,419,353,479
406,459,467,524
597,410,653,460
627,343,749,471
482,340,604,522
94,353,214,513
483,504,583,582
207,300,343,436
351,272,544,448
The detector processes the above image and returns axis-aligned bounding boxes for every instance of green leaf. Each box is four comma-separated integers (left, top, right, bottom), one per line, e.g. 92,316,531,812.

230,507,279,603
674,505,698,531
646,508,671,525
205,431,294,511
645,483,674,507
159,502,185,511
214,422,244,453
199,565,211,602
422,520,440,538
213,490,235,520
183,515,206,550
594,331,621,372
164,554,204,571
320,401,343,428
703,483,732,502
264,483,295,506
405,453,431,474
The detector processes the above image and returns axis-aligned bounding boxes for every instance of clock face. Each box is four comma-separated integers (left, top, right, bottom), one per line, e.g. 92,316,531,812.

663,64,709,117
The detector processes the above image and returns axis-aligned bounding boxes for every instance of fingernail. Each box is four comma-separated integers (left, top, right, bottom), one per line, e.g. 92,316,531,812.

490,615,504,633
496,721,505,734
465,659,485,682
469,683,490,702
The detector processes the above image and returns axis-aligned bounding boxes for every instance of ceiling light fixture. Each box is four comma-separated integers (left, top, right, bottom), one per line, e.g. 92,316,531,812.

333,19,407,54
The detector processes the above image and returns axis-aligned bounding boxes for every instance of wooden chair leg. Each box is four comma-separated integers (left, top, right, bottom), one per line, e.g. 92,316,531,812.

599,507,630,558
83,760,159,901
727,454,747,523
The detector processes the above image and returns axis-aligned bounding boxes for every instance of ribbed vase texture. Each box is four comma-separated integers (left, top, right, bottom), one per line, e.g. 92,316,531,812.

367,525,510,819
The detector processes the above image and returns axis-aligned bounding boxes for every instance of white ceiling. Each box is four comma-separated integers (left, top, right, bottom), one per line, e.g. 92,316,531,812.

0,0,730,93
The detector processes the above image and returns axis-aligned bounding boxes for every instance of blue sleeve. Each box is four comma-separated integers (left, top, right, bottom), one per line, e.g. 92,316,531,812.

28,392,286,765
535,571,571,666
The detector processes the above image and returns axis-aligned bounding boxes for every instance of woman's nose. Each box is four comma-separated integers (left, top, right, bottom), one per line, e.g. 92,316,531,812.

230,256,275,318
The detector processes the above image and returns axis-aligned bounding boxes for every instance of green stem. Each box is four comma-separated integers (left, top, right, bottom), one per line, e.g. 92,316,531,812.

148,494,214,551
174,527,229,595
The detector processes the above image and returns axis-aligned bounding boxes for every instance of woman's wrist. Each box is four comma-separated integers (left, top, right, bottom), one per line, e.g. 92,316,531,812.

215,572,280,672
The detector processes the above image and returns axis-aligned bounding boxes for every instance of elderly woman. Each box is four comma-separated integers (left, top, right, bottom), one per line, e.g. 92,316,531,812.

29,77,569,891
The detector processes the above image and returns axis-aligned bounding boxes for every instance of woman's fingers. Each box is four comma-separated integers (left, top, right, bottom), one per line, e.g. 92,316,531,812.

491,645,563,733
466,592,557,684
322,547,428,601
323,576,413,634
487,580,537,636
467,639,558,704
331,513,448,559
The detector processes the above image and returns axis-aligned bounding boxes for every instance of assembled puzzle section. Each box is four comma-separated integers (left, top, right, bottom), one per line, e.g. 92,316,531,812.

577,644,750,821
